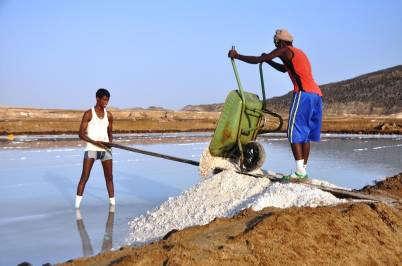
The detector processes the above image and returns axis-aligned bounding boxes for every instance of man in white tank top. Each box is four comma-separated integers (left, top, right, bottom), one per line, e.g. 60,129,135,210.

75,88,115,209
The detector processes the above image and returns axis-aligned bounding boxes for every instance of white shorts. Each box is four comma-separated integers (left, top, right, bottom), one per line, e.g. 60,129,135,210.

84,150,112,161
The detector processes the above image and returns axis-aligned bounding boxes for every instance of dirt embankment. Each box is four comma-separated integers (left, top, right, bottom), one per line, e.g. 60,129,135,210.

360,173,402,200
0,107,219,135
1,107,401,135
59,173,402,266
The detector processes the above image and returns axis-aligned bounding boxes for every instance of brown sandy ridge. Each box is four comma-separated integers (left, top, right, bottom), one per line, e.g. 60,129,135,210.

1,107,401,135
58,173,402,266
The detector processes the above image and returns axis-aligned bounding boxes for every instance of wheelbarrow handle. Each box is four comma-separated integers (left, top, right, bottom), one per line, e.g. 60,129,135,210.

259,62,283,132
230,57,246,102
230,47,246,166
230,50,265,109
259,63,267,110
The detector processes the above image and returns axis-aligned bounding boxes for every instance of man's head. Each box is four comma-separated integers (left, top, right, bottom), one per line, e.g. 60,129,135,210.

95,88,110,108
274,29,293,48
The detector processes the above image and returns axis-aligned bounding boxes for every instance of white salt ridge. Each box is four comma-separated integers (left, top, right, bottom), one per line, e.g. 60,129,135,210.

125,169,346,245
264,170,348,190
308,178,350,190
251,182,344,210
354,143,402,152
372,144,402,150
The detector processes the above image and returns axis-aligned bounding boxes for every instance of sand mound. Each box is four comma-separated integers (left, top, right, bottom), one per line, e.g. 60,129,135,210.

125,170,344,245
64,203,402,266
60,173,402,266
360,172,402,199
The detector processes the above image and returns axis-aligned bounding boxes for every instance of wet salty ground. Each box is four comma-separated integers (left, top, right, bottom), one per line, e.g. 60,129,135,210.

0,132,401,265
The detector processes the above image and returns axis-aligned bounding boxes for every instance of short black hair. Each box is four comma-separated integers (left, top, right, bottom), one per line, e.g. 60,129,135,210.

96,88,110,98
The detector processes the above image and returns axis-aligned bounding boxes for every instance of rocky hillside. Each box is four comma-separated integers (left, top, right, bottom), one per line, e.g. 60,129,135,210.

182,65,402,116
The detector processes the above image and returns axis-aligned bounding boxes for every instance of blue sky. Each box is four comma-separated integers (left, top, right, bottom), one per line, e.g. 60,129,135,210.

0,0,401,110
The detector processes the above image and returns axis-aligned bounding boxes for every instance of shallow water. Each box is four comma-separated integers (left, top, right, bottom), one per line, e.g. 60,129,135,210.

261,133,402,188
0,133,400,265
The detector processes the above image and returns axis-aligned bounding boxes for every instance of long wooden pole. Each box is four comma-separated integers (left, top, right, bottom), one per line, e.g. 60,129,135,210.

107,142,200,166
107,142,398,205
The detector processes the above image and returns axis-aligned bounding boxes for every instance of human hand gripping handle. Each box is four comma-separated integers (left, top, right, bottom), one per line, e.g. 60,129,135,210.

94,141,111,151
228,45,238,59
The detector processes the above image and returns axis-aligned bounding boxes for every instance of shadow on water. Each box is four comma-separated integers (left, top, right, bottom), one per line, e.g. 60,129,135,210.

75,205,115,257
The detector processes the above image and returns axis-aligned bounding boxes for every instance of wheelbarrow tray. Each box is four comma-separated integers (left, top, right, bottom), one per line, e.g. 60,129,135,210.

209,89,263,157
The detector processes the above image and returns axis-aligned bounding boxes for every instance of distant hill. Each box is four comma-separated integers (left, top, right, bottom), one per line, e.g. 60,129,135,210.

182,65,402,116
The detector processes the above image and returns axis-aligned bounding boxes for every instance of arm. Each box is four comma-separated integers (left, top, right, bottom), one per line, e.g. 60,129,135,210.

78,110,108,149
78,110,92,142
236,54,263,64
229,47,290,72
107,111,113,143
266,59,287,73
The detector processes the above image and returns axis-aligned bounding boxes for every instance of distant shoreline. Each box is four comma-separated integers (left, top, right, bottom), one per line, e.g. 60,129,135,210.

1,107,401,135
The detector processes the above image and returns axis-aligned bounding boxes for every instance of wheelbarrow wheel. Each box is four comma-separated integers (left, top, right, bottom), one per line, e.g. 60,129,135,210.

242,141,266,172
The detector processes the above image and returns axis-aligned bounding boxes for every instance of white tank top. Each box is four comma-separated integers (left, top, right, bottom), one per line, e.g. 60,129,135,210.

85,107,109,151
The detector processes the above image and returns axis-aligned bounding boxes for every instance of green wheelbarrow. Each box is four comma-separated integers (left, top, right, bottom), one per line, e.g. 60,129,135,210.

209,54,283,172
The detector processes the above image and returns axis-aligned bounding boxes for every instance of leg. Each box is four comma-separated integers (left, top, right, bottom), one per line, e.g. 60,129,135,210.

302,142,310,165
288,92,308,163
101,159,114,198
290,143,303,161
285,92,314,179
77,158,95,196
304,95,322,167
290,142,306,176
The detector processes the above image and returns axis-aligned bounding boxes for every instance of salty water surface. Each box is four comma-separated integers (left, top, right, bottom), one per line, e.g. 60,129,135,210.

0,133,400,265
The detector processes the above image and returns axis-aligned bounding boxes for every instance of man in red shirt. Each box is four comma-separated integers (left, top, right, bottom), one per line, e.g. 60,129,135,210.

228,29,323,179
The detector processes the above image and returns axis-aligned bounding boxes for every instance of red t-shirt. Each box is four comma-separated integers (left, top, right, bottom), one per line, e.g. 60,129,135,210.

287,46,322,96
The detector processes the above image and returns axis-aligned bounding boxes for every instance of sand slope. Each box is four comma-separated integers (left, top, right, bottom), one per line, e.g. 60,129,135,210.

60,173,402,266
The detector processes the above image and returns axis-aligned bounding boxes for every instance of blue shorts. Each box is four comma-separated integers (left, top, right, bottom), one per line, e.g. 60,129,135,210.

287,92,322,144
84,150,112,161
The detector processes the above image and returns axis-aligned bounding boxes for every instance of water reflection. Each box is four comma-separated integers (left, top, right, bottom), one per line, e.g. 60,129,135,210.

75,206,115,257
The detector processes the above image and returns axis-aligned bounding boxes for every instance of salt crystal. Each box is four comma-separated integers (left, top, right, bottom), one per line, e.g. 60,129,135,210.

125,169,345,245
